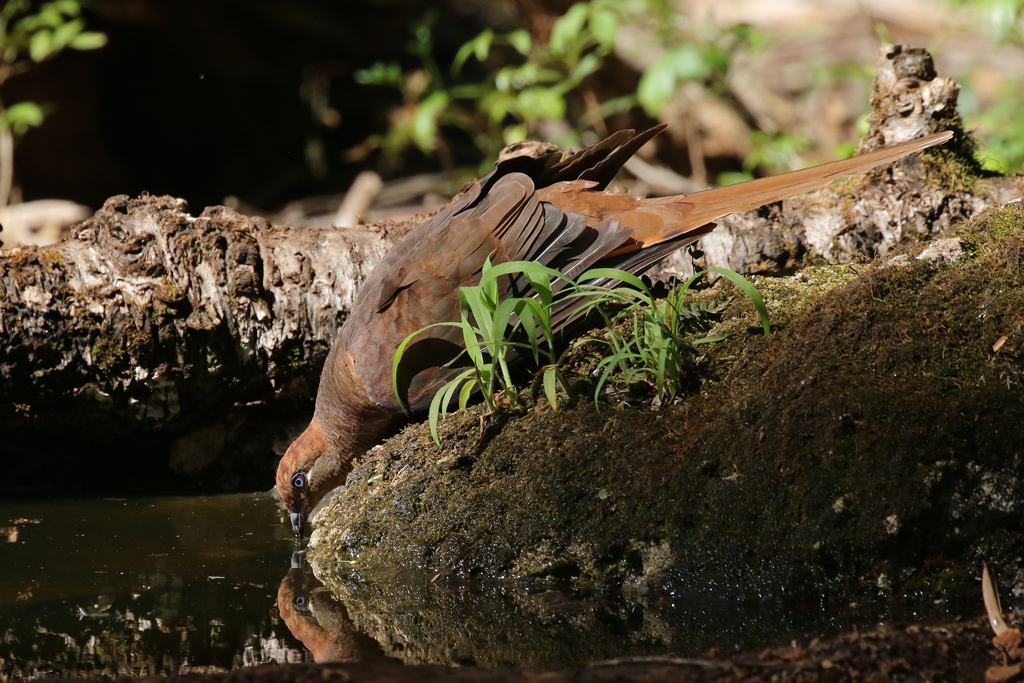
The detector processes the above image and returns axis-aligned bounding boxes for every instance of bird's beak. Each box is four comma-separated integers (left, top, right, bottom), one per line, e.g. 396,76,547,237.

290,512,306,538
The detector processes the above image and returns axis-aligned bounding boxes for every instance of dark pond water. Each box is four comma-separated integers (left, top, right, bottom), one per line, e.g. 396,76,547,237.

0,493,980,679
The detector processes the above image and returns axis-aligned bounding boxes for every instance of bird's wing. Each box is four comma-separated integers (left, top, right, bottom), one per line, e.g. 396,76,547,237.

340,173,548,414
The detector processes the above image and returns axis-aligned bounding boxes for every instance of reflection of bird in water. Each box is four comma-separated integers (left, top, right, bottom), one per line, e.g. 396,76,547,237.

277,556,393,664
275,125,954,536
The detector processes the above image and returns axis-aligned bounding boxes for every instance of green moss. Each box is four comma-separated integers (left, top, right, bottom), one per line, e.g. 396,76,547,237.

285,346,314,372
311,202,1024,601
39,249,65,268
91,325,149,374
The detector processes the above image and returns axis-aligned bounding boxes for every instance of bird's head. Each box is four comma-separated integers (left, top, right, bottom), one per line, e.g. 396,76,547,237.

277,417,340,538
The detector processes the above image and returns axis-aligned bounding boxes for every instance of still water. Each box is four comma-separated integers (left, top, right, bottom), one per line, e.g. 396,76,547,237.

0,493,976,678
0,494,299,678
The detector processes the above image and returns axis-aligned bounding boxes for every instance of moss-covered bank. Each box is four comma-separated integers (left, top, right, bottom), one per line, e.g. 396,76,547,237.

309,201,1024,600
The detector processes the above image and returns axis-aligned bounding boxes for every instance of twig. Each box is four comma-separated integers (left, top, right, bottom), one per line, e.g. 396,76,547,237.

334,170,383,228
0,107,13,210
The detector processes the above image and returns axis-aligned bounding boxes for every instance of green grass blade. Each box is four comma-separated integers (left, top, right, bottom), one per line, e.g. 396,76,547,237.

394,321,465,412
491,297,524,358
461,286,495,344
575,267,651,296
519,297,555,362
430,376,460,444
479,260,570,293
705,267,771,336
542,365,559,409
458,376,476,410
691,333,730,345
428,388,445,444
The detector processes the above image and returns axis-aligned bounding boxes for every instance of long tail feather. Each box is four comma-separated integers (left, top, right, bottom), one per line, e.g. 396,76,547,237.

634,131,952,248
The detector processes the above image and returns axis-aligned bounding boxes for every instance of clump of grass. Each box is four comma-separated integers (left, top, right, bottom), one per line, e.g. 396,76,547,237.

393,258,570,444
395,261,770,442
569,267,770,406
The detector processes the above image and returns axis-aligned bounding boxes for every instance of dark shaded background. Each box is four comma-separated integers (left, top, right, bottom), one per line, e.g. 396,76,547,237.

2,0,516,213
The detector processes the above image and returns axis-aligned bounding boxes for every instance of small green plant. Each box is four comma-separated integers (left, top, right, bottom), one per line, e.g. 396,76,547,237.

941,0,1024,173
0,0,107,207
569,267,770,405
635,21,763,116
396,260,770,443
393,258,571,444
353,0,758,171
716,131,815,185
355,3,620,168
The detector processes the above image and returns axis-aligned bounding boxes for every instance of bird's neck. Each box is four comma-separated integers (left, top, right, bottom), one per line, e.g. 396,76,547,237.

314,342,401,468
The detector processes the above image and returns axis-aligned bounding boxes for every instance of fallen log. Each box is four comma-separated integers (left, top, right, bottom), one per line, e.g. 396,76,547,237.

0,195,420,494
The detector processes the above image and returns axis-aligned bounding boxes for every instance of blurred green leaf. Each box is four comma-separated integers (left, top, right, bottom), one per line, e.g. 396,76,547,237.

412,91,448,151
518,87,565,121
589,9,619,49
29,29,53,61
354,62,402,86
453,28,493,75
503,124,528,146
639,44,713,114
38,4,64,28
4,101,45,136
745,130,812,173
474,28,494,61
53,0,82,16
482,89,515,123
636,56,675,115
507,29,531,55
50,17,83,50
69,30,106,50
570,52,602,83
550,2,589,56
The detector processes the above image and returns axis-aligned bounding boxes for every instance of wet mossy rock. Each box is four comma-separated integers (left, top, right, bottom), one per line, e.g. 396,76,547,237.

309,201,1024,598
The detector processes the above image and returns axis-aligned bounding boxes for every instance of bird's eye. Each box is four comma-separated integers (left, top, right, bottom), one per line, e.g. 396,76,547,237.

291,472,307,489
293,595,308,610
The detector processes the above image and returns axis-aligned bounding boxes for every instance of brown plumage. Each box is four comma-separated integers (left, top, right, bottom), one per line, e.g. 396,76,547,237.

278,124,952,536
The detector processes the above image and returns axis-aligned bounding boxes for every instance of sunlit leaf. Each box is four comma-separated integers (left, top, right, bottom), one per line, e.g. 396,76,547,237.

68,30,106,50
453,28,493,75
637,45,709,116
52,0,81,16
571,53,602,83
517,87,565,122
507,29,531,55
29,29,53,61
705,267,771,335
4,101,45,136
550,2,588,56
542,366,558,409
412,91,448,152
458,377,476,410
429,371,474,444
589,8,618,49
393,320,465,412
50,17,83,50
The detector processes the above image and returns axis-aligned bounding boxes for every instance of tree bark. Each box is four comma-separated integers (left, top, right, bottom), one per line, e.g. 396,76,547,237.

651,44,1024,281
0,194,421,495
